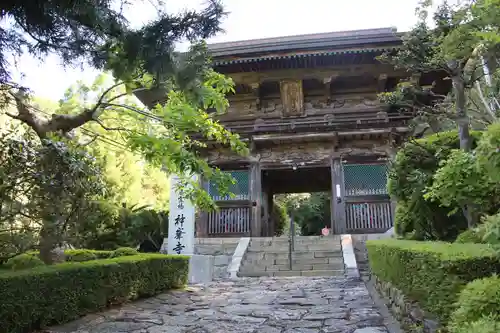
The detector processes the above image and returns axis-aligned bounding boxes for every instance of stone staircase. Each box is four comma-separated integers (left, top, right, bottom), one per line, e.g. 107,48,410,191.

238,236,345,277
194,238,240,280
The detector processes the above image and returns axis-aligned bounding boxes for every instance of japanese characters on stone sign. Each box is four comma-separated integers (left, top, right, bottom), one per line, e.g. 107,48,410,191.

167,174,195,255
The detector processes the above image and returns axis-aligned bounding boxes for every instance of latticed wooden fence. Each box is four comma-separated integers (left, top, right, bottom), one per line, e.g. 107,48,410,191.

342,163,393,232
208,170,251,235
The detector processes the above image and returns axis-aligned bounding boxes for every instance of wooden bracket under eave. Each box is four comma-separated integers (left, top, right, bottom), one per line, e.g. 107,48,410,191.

250,82,261,110
323,74,338,104
378,73,388,93
279,79,304,117
410,73,421,86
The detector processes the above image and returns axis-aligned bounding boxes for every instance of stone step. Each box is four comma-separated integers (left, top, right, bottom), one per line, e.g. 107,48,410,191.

242,257,342,265
240,263,345,272
238,269,345,277
248,247,342,253
245,251,343,260
251,236,340,241
250,241,339,247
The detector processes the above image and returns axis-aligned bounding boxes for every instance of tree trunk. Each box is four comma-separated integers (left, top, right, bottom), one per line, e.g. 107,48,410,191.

452,72,476,228
38,218,65,264
39,224,57,264
452,74,472,152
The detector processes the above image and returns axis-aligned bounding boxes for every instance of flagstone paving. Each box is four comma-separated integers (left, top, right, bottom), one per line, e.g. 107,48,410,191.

49,276,389,333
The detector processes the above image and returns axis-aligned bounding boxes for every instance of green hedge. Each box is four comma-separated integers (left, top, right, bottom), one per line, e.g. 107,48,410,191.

366,239,500,323
0,254,189,333
110,247,139,258
64,249,113,262
4,253,45,270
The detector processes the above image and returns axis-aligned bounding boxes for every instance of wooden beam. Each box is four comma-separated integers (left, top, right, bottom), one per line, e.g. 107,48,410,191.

216,200,254,208
337,127,409,137
253,132,337,142
228,65,408,85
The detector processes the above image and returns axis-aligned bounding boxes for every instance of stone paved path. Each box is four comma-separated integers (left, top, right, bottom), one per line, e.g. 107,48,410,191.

50,277,389,333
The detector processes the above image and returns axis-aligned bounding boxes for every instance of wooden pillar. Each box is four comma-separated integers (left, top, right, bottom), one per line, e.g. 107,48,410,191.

387,140,398,228
268,191,274,236
197,177,210,237
249,162,262,237
262,190,270,236
331,158,346,234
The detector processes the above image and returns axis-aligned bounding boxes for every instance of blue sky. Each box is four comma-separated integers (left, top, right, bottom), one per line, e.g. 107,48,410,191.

11,0,427,101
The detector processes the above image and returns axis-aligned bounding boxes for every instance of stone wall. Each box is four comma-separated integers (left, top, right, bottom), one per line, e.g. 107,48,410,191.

160,237,240,281
371,275,441,333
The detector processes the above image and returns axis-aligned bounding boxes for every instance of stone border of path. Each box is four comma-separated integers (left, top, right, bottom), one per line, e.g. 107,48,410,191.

227,237,250,279
341,234,360,279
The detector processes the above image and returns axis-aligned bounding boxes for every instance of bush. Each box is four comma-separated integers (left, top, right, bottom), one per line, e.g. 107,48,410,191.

424,149,500,224
0,254,189,333
451,316,500,333
272,201,288,236
455,229,485,244
477,212,500,245
366,239,500,322
476,122,500,184
449,276,500,331
388,131,482,241
64,249,113,262
395,196,467,241
111,247,138,258
4,253,45,270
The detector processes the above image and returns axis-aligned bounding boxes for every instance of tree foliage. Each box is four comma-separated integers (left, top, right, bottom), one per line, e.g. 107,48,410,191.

388,131,479,240
424,149,500,220
378,0,500,142
0,133,109,263
0,0,226,86
0,1,252,261
37,75,171,210
278,193,330,236
1,0,247,210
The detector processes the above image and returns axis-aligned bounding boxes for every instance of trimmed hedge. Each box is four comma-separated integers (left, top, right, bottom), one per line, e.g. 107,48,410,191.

0,254,189,333
111,247,139,258
64,249,113,262
366,239,500,323
4,253,45,270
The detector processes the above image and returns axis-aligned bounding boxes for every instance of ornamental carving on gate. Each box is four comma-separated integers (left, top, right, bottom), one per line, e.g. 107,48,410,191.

280,79,304,117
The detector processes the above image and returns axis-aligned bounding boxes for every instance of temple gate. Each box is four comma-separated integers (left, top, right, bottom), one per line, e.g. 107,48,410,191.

136,27,450,237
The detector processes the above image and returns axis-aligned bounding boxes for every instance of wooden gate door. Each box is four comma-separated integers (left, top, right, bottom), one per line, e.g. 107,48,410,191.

342,163,393,233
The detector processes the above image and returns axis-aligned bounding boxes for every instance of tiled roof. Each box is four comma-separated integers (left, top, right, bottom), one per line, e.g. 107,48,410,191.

207,27,402,59
212,46,399,65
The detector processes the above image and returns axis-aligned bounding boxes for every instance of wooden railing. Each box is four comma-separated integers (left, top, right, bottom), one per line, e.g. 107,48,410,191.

345,200,393,232
208,202,252,235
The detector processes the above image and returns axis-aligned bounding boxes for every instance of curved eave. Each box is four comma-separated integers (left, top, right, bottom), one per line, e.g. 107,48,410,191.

213,46,400,66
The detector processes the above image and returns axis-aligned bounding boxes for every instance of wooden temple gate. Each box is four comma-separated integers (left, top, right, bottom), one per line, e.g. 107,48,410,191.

134,27,451,236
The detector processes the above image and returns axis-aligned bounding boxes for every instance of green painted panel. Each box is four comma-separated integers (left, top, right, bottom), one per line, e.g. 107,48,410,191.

209,170,250,200
343,163,388,196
